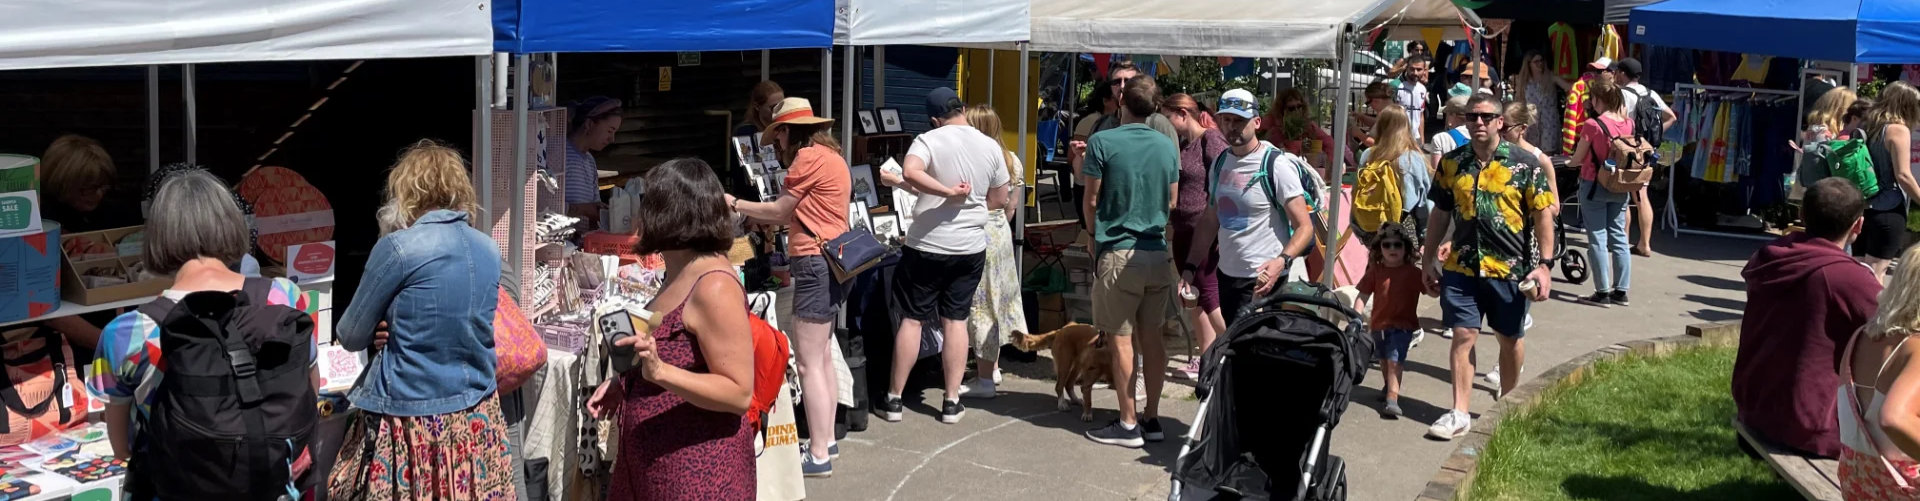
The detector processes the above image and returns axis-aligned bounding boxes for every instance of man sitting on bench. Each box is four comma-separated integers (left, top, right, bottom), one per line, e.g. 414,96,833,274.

1733,178,1883,458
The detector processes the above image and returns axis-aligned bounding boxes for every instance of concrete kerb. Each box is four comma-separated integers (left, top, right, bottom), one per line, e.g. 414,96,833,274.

1415,321,1741,500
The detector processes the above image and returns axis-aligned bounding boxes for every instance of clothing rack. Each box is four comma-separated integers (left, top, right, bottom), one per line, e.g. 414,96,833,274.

1662,83,1800,242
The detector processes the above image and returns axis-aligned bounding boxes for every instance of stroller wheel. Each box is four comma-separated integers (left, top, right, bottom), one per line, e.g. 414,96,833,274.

1314,457,1348,501
1562,252,1589,285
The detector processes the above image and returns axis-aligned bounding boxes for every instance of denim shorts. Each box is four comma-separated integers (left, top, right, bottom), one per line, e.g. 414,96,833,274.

1439,271,1531,338
1374,328,1414,363
790,255,848,322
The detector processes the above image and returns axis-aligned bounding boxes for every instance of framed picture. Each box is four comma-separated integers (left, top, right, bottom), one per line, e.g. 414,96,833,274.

869,213,901,241
878,108,904,133
849,164,879,207
732,136,758,164
847,201,873,235
857,110,880,135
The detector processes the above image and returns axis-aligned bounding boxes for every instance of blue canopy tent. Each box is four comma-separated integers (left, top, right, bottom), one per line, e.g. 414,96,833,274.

1630,0,1920,63
487,0,836,297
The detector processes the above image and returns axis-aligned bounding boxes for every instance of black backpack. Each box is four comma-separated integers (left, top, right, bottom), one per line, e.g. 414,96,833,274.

1627,86,1665,148
131,278,318,501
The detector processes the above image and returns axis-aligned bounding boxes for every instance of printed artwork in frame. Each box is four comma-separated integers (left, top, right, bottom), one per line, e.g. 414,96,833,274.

847,201,873,235
857,110,880,135
878,108,904,133
848,164,880,207
869,213,901,241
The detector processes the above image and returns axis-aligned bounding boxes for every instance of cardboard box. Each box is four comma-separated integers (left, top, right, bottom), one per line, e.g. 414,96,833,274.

583,230,642,264
0,222,60,323
59,226,171,306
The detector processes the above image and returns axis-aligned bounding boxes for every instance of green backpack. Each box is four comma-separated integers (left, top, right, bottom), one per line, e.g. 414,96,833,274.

1824,130,1881,198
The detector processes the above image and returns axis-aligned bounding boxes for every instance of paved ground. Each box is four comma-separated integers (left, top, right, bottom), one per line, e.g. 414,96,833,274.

804,229,1764,501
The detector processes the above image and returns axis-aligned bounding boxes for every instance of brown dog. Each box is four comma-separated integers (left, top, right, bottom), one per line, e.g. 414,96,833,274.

1012,323,1113,421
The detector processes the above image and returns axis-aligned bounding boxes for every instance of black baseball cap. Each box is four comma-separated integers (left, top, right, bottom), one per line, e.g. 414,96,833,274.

926,87,965,119
1612,58,1643,79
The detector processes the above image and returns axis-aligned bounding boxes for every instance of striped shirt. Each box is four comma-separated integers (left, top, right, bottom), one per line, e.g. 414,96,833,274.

565,140,600,204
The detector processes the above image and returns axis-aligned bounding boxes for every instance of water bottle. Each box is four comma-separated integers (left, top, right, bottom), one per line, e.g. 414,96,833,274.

1603,159,1617,172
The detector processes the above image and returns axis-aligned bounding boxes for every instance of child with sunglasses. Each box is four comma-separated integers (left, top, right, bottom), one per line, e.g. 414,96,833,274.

1355,223,1425,418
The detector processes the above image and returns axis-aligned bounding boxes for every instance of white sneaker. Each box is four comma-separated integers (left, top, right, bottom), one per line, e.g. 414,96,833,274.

961,378,997,399
1411,329,1425,348
1523,313,1535,331
1436,327,1454,339
1426,410,1472,440
1485,364,1501,388
992,367,1003,384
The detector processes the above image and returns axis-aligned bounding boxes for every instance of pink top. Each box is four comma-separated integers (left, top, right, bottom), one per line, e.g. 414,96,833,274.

1578,114,1635,181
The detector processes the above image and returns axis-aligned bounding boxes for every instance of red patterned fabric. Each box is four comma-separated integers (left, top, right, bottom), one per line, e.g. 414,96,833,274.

0,327,87,446
1842,448,1920,499
491,287,545,393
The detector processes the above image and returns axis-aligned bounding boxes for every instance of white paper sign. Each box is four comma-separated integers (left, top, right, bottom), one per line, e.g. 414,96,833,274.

316,344,363,394
285,241,337,284
0,189,42,238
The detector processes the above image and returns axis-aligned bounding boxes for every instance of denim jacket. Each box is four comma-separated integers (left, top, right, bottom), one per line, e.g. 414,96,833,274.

338,210,501,416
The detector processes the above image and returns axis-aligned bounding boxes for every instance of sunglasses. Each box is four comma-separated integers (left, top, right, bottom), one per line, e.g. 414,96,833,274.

1465,112,1502,124
1284,104,1306,112
1379,241,1407,250
1109,78,1126,86
1500,123,1527,132
1219,97,1258,113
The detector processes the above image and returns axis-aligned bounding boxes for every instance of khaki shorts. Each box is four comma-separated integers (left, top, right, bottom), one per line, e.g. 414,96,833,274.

1092,249,1177,337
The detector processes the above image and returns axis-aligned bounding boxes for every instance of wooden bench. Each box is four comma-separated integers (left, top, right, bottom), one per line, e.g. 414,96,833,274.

1733,418,1842,501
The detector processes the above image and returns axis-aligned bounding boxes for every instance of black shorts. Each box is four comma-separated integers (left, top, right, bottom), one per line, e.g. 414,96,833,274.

1853,207,1911,260
891,247,986,323
1217,272,1260,327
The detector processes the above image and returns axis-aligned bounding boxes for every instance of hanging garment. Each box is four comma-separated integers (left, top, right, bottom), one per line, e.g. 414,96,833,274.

1526,78,1564,155
1730,54,1772,84
1664,92,1692,146
1904,64,1920,84
1549,22,1579,81
1595,25,1623,63
1563,76,1592,152
1645,47,1696,94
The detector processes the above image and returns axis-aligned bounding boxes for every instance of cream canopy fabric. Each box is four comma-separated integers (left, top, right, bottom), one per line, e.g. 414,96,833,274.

1027,0,1400,59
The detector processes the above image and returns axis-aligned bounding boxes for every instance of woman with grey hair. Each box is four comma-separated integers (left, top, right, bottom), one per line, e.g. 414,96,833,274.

85,168,317,495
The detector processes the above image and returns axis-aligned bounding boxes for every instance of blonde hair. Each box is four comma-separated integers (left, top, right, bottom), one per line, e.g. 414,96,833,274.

40,134,115,208
1866,81,1920,134
379,140,480,232
1808,87,1859,134
1868,245,1920,340
1368,105,1419,167
964,105,1019,181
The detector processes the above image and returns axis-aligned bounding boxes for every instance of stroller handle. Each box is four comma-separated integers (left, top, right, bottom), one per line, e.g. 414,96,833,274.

1247,292,1363,324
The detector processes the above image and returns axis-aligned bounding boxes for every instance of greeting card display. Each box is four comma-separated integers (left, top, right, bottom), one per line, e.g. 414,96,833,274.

235,166,335,266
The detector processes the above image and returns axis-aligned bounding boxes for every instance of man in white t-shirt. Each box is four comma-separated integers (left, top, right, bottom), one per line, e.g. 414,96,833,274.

876,87,1012,425
1182,89,1317,327
1396,55,1433,140
1429,95,1471,166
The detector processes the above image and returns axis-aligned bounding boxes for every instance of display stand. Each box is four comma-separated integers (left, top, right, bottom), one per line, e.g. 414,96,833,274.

482,107,569,309
1663,83,1798,242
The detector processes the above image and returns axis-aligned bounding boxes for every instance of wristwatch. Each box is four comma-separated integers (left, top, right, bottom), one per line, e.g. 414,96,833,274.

1540,257,1557,270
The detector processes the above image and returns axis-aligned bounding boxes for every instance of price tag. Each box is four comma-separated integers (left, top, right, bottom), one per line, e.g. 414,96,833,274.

658,67,671,92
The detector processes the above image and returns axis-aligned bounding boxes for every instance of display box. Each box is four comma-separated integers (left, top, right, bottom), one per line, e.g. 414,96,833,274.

0,222,60,323
58,226,170,306
583,230,641,265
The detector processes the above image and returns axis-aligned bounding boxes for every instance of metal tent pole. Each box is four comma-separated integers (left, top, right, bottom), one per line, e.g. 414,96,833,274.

843,45,856,165
148,66,159,173
1322,32,1357,289
822,48,834,119
988,49,996,104
762,49,771,81
476,55,494,230
510,54,530,304
1016,43,1030,254
184,64,197,166
874,46,886,107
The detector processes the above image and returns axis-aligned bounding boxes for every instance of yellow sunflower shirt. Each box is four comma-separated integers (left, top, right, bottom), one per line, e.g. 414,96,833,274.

1431,142,1555,281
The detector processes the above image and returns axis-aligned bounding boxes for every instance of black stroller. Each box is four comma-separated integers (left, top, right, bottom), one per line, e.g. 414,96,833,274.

1170,291,1374,501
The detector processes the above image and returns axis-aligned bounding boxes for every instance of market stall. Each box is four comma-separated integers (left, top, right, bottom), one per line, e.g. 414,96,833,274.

490,2,833,498
0,2,492,500
1629,0,1920,240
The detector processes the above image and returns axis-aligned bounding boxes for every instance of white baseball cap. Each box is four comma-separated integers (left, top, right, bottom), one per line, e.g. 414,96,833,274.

1588,57,1613,70
1218,89,1258,119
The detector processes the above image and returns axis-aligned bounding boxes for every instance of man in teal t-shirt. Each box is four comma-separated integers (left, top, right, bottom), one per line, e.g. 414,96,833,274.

1073,73,1179,449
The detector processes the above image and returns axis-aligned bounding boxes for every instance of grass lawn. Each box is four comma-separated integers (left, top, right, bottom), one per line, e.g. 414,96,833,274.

1469,346,1801,501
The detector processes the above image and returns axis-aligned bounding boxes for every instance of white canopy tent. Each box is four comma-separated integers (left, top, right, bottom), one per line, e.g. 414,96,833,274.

1370,0,1485,42
1022,0,1399,288
0,0,495,172
0,0,492,71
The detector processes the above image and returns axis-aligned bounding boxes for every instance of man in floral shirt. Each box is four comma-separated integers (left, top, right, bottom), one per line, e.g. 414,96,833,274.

1420,93,1558,441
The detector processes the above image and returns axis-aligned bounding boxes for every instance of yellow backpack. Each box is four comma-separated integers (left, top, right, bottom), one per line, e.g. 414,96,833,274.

1352,157,1404,234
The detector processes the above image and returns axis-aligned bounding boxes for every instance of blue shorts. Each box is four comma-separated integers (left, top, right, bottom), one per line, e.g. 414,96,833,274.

1440,271,1531,339
1374,328,1414,363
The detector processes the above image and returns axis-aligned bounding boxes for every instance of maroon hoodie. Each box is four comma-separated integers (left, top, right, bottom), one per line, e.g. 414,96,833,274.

1733,232,1881,458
